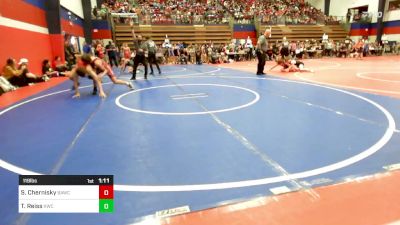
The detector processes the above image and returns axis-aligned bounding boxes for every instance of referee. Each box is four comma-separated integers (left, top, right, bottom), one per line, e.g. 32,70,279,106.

130,30,148,80
256,27,271,75
145,36,161,75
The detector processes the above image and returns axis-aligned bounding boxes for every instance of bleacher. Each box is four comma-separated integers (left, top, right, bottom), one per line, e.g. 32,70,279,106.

114,24,233,48
108,0,350,47
258,24,348,42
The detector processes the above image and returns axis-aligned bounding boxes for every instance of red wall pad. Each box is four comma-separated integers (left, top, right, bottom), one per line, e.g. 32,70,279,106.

92,30,112,39
49,34,65,62
0,0,47,28
0,25,52,74
61,19,84,37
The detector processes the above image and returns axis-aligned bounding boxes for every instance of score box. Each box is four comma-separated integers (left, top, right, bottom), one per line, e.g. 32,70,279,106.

19,175,114,213
99,185,114,213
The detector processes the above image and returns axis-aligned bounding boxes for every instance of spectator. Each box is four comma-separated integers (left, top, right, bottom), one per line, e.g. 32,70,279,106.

42,59,59,77
99,3,109,19
52,56,68,74
245,36,254,60
18,58,50,82
346,9,352,23
2,58,26,87
106,41,119,67
83,42,92,54
103,0,339,25
92,7,99,19
2,58,47,87
64,36,76,69
195,47,202,64
339,42,348,58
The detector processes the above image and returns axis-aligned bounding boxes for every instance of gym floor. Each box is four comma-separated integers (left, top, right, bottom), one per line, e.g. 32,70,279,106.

1,56,400,225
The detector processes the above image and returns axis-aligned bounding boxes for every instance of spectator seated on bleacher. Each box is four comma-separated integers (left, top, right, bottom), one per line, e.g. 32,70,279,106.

103,0,340,25
221,0,334,25
106,0,228,25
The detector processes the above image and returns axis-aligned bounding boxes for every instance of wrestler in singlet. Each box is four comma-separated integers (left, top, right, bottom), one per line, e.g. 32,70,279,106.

292,60,304,69
81,54,133,91
95,45,105,59
83,57,116,80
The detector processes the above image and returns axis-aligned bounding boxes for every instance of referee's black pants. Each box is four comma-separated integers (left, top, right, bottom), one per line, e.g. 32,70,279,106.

256,50,266,74
108,55,118,67
148,52,161,74
131,54,148,80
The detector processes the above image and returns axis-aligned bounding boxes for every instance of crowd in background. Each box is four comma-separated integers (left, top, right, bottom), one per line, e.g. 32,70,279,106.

1,34,400,95
0,57,63,95
388,0,400,11
157,38,400,64
93,0,229,25
0,36,76,94
92,35,400,68
1,34,399,95
3,0,400,95
92,0,340,25
135,0,228,24
220,0,329,25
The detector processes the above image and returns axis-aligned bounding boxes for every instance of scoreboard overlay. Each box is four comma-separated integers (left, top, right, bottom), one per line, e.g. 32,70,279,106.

19,175,114,213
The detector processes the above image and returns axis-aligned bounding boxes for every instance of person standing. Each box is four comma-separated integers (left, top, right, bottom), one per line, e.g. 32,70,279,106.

120,43,132,72
64,36,76,70
381,33,388,54
245,36,254,60
130,29,148,80
145,36,161,75
280,36,290,59
105,41,119,67
162,35,173,59
353,38,364,60
256,27,271,75
346,9,352,23
83,41,92,54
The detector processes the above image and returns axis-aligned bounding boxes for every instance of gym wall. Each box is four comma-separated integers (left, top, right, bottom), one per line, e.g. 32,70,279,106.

0,0,52,74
